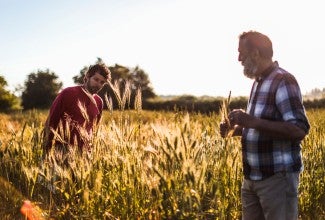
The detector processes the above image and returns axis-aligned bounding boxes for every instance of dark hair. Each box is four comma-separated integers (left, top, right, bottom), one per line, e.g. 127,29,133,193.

239,31,273,59
86,63,111,80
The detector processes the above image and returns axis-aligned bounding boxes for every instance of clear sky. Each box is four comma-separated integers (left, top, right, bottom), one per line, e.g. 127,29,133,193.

1,0,324,97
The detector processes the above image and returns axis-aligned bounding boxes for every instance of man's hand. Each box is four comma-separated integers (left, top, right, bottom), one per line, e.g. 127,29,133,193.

228,109,255,128
219,121,231,138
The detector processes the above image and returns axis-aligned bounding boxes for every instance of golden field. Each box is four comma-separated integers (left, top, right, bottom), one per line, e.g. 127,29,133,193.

0,109,324,219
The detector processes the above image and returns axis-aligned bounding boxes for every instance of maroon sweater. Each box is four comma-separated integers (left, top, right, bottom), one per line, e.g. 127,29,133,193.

45,86,103,151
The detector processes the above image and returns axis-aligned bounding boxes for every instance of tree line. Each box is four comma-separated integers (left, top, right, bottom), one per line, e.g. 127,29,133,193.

1,58,325,113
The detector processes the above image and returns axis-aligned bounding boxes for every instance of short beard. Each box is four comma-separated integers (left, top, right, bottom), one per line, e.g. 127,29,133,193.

242,56,258,79
84,81,98,94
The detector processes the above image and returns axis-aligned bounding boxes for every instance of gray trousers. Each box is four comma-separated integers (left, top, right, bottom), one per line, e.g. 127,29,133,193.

241,172,300,220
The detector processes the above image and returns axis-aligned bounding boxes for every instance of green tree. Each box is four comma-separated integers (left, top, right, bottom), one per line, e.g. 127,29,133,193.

21,69,62,110
0,75,21,111
127,65,156,100
102,64,156,108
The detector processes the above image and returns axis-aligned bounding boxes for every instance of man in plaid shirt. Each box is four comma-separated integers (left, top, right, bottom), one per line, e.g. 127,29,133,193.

220,31,310,220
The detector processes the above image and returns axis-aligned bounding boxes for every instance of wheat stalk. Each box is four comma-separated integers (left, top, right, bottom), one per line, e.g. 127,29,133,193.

134,87,142,111
220,91,233,137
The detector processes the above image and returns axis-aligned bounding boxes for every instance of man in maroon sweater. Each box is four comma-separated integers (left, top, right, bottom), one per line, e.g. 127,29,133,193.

43,63,111,154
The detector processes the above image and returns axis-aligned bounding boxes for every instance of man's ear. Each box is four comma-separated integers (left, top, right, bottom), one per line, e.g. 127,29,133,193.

251,48,260,59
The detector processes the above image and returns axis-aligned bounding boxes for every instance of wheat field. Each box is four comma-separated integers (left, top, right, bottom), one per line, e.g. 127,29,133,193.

0,108,324,219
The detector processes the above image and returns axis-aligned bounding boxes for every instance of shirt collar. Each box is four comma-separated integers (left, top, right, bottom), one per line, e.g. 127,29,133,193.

256,61,278,82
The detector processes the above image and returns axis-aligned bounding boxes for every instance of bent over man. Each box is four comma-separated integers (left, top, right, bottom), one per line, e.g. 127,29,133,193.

43,63,111,154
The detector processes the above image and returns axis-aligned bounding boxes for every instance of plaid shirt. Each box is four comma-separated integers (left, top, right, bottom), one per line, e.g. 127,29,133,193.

242,61,310,180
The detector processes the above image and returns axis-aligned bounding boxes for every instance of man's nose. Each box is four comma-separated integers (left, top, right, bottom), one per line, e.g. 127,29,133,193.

238,54,243,62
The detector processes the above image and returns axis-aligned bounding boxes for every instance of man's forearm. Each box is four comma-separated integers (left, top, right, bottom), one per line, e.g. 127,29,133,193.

251,118,306,141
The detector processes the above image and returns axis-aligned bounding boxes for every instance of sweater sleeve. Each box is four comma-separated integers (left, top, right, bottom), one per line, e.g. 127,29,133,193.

43,90,65,152
94,95,103,124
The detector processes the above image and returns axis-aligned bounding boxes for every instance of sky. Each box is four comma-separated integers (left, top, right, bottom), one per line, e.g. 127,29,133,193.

1,0,324,97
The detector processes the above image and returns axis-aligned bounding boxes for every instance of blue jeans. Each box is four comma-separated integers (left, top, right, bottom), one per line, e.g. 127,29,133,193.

241,172,300,220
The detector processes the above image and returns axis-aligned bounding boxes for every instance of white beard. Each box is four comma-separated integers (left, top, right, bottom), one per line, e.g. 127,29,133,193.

242,56,258,79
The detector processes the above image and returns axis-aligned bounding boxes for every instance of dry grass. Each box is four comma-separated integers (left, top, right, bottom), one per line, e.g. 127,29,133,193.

0,90,324,219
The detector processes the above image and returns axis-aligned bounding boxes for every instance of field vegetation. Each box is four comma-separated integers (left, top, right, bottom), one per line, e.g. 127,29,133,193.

0,107,324,219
